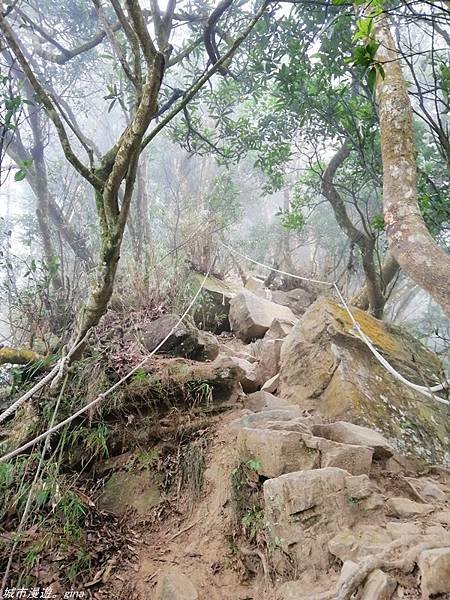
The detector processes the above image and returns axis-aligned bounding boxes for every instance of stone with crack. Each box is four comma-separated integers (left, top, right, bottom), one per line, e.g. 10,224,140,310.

264,467,381,571
329,527,392,563
238,427,320,478
279,298,449,464
311,421,394,460
265,317,298,340
360,569,397,599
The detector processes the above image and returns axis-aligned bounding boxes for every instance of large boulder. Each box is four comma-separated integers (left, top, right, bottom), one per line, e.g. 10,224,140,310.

123,355,245,408
238,428,320,477
229,291,296,342
97,469,161,515
328,527,393,563
238,427,373,477
225,356,260,393
0,403,40,456
244,390,296,412
245,275,270,298
261,373,280,393
139,314,219,361
279,298,450,464
249,338,284,383
233,408,304,431
264,467,382,572
311,436,374,475
386,497,434,517
360,569,397,599
265,317,298,340
311,422,394,460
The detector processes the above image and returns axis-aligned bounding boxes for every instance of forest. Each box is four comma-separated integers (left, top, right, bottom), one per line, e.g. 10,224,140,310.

0,0,449,598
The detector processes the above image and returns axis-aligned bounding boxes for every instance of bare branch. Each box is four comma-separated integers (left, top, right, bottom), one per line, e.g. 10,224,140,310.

110,0,142,86
92,0,138,88
16,6,119,65
142,0,272,150
0,15,104,190
125,0,157,64
203,0,233,76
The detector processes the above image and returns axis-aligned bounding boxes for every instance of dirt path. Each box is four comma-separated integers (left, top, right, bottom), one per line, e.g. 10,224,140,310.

111,408,274,600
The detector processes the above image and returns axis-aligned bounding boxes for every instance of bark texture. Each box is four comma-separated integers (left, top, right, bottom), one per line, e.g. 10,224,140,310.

352,251,399,311
375,16,450,318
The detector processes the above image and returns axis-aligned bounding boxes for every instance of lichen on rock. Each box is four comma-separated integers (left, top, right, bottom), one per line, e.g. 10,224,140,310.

279,297,450,464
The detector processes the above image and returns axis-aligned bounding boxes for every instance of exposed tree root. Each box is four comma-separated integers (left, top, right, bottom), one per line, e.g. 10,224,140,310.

336,535,450,600
237,544,270,581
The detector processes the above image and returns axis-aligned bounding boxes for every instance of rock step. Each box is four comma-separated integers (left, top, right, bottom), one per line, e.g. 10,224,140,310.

234,407,395,478
230,406,450,599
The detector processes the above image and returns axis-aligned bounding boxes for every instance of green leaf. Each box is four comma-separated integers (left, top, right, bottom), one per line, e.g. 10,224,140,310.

375,63,385,80
370,214,385,231
14,169,27,182
246,459,262,471
367,67,377,93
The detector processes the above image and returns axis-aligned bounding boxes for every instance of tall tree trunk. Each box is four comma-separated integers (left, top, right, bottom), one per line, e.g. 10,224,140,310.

374,15,450,318
29,113,63,292
3,59,95,271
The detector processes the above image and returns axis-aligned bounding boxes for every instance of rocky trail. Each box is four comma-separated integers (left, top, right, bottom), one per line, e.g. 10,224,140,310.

4,274,449,599
112,400,450,600
93,275,450,600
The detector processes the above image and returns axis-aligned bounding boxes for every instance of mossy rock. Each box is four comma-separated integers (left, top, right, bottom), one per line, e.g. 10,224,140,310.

120,355,245,409
97,468,161,515
0,403,40,455
280,298,450,465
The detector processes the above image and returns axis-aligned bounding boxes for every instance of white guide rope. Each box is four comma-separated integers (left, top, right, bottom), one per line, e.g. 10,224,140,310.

0,375,68,595
0,256,217,464
0,332,90,425
1,245,448,465
223,243,449,404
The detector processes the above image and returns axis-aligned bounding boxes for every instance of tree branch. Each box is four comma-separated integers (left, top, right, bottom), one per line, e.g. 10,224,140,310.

203,0,233,76
92,0,138,88
125,0,158,64
0,15,104,191
0,347,44,366
142,0,272,150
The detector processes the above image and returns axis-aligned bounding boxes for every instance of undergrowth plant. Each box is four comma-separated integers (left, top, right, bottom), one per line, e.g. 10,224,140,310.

230,459,265,544
0,450,92,586
228,458,271,579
